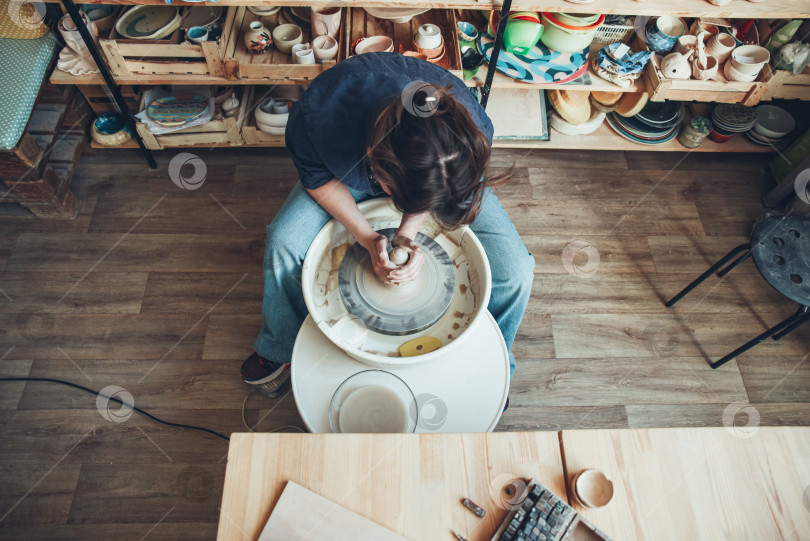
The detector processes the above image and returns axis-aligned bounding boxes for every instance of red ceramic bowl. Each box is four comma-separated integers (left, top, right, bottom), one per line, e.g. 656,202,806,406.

707,129,732,143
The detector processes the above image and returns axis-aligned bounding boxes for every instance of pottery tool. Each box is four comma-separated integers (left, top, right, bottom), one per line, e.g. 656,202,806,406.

338,228,455,336
399,336,442,357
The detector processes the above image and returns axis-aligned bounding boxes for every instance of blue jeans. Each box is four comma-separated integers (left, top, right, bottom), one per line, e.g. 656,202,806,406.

254,183,534,377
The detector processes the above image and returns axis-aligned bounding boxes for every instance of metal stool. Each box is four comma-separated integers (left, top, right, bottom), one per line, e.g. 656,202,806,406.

666,213,810,369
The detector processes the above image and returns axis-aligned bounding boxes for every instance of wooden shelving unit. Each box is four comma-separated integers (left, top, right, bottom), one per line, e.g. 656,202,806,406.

49,0,810,152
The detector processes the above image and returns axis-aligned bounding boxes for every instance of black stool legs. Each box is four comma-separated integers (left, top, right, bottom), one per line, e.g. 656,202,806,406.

665,244,751,308
710,305,809,369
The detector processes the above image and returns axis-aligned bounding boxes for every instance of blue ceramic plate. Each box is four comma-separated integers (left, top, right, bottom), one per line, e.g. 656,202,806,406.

608,114,678,145
613,114,675,138
478,34,590,84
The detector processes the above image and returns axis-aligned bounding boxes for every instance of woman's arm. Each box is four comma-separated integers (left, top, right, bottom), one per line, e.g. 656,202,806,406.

306,180,399,283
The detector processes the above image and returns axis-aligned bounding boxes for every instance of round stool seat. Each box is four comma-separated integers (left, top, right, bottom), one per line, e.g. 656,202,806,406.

291,313,510,433
750,214,810,306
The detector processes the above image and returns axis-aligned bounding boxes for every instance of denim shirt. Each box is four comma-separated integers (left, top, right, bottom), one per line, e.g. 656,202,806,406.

284,52,494,196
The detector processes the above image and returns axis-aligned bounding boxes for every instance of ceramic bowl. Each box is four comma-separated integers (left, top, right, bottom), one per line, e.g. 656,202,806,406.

572,470,614,509
255,99,290,127
82,5,120,32
708,128,733,143
731,45,770,75
302,198,492,369
272,23,303,54
312,35,338,61
555,12,602,27
754,105,795,139
91,112,131,147
115,6,181,40
724,60,757,82
328,370,417,434
403,51,429,61
541,12,602,53
256,121,286,135
415,23,443,50
355,35,394,54
457,21,479,44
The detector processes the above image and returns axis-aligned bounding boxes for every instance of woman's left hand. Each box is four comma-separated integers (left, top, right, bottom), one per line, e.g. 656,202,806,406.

388,235,424,285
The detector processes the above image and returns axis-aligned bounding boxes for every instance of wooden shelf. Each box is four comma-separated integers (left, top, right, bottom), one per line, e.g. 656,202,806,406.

38,0,810,19
493,121,773,152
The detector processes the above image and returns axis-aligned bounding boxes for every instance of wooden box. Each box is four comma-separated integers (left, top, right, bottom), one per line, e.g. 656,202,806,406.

345,8,461,78
637,37,768,106
240,87,287,146
99,8,232,78
134,88,247,150
762,65,810,101
75,84,141,114
221,7,345,82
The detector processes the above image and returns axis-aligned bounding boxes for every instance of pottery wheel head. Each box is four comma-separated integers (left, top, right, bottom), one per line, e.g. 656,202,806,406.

338,228,455,335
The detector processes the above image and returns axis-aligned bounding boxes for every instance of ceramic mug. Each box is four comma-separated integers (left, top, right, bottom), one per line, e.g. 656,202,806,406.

645,15,685,54
312,35,338,62
706,33,736,63
311,6,341,38
415,24,443,50
504,19,543,54
187,25,208,43
272,24,303,55
692,55,718,80
294,47,316,64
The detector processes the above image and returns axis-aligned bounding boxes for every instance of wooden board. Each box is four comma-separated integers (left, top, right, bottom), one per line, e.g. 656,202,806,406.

561,427,810,541
258,481,407,540
216,432,566,541
762,65,810,101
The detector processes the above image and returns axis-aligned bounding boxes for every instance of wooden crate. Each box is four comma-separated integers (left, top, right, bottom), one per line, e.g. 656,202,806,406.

99,8,232,78
75,84,141,115
345,8,461,78
637,38,768,105
222,7,345,82
240,87,287,146
762,65,810,101
134,88,247,150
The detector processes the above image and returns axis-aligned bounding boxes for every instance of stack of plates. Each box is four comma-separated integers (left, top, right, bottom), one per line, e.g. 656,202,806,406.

746,105,795,147
710,103,757,141
606,100,683,145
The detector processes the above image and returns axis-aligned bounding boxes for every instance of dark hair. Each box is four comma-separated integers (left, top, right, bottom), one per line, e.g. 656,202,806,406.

367,83,510,229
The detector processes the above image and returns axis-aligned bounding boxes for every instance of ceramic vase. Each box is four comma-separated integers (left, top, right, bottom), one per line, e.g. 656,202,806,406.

245,21,272,54
57,12,100,75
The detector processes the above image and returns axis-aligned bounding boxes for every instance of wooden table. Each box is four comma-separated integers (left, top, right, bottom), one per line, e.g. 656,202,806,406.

217,428,810,541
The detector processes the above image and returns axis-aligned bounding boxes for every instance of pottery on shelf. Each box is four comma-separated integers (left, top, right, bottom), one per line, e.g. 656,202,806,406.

272,24,304,55
661,51,692,79
91,112,131,147
57,12,100,75
115,6,181,40
245,21,272,53
221,94,240,118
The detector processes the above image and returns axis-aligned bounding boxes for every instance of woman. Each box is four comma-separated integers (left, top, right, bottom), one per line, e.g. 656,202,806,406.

241,53,534,401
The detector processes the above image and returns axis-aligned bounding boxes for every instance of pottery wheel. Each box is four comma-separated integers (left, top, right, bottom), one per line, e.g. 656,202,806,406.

338,228,455,335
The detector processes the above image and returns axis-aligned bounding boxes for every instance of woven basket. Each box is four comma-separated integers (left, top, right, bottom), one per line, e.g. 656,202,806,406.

593,23,634,44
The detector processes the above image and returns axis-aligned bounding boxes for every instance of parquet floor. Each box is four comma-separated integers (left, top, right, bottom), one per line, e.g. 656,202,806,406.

0,147,807,539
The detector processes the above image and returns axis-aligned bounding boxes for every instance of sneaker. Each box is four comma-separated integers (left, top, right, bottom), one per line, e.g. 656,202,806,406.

502,396,510,415
241,352,290,395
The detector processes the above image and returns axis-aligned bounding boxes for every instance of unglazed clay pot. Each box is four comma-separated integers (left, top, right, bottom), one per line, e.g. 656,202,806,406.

661,51,692,79
244,21,272,53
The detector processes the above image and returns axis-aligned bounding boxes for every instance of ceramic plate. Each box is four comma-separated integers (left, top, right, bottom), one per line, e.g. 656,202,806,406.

608,114,678,145
180,6,224,30
635,101,684,128
613,114,675,138
116,6,180,39
146,94,208,126
478,34,590,84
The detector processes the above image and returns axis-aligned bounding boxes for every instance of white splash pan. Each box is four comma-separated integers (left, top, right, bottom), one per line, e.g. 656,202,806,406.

302,198,491,369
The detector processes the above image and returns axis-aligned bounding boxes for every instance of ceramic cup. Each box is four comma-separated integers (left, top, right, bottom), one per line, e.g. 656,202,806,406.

456,21,479,45
706,33,736,63
675,35,697,55
291,43,310,56
187,25,208,43
645,15,685,54
312,35,338,62
730,44,770,76
723,60,757,82
311,6,341,38
294,47,316,64
272,23,303,55
415,24,443,50
692,55,718,80
355,35,394,54
504,18,544,54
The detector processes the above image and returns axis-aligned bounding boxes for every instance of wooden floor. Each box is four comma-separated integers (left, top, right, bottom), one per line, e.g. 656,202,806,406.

0,147,808,539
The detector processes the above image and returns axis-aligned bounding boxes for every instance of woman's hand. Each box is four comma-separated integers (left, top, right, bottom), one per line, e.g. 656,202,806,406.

388,235,424,285
360,233,398,284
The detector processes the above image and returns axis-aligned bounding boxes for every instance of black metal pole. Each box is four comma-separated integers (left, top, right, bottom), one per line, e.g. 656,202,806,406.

480,0,512,109
60,0,157,169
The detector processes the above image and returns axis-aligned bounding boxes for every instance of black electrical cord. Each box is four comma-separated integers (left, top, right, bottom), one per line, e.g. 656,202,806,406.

0,377,230,441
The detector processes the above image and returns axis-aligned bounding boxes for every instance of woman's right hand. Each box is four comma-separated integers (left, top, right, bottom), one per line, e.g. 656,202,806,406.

361,233,398,284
